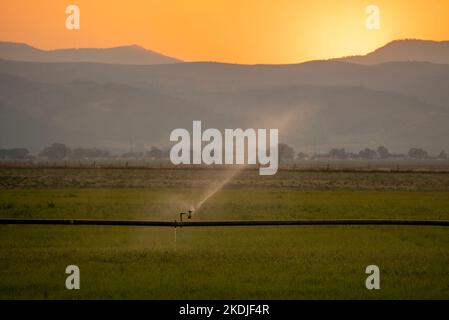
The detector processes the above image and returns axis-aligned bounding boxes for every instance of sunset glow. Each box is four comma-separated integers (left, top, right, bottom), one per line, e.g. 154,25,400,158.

1,0,448,63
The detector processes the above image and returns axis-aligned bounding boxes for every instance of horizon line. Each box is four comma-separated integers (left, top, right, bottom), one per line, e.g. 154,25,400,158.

1,38,448,66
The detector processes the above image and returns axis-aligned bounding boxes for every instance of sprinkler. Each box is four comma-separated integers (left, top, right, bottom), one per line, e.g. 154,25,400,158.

179,209,194,223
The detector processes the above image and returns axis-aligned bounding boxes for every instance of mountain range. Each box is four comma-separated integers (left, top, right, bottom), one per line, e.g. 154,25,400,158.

335,39,449,65
1,39,448,66
0,39,448,153
0,42,181,65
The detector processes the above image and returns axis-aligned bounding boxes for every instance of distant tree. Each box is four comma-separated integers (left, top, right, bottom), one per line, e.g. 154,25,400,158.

0,148,30,159
408,148,429,159
71,148,110,159
328,148,347,159
278,143,295,163
346,152,358,159
296,152,308,160
121,152,143,159
389,153,406,159
437,150,448,160
40,143,71,160
359,148,378,160
146,146,163,160
377,146,390,159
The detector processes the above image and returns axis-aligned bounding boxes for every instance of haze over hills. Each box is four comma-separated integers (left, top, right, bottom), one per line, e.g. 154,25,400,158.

1,58,448,107
0,42,181,65
1,72,447,153
335,39,449,65
0,39,448,153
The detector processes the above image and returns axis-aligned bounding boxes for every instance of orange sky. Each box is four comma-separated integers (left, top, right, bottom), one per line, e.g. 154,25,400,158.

0,0,448,64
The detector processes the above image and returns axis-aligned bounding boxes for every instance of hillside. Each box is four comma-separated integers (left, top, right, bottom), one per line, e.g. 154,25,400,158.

1,72,447,153
336,39,449,65
1,40,448,153
0,42,181,65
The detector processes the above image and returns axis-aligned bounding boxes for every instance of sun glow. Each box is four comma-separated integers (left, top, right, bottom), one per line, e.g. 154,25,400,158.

0,0,448,64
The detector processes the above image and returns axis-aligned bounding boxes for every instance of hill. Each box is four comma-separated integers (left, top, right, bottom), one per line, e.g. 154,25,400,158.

336,39,449,65
1,72,447,153
0,42,181,65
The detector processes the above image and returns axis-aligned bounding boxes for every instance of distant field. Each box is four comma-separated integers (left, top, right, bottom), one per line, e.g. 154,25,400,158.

1,167,449,190
0,168,448,299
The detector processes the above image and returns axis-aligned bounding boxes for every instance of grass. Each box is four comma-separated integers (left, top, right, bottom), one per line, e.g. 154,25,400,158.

1,188,449,221
1,225,448,299
0,168,448,299
1,168,449,191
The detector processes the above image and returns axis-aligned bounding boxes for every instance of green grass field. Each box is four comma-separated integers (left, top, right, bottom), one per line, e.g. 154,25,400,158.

0,168,448,299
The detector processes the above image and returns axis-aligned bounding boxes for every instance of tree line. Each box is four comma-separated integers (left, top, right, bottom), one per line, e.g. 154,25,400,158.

0,143,167,160
279,145,448,162
324,146,447,161
0,143,447,161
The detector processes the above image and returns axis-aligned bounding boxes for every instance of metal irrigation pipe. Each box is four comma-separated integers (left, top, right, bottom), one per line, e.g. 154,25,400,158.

0,218,449,227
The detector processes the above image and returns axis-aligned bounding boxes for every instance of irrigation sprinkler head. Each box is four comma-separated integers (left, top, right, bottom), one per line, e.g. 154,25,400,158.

179,209,194,222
